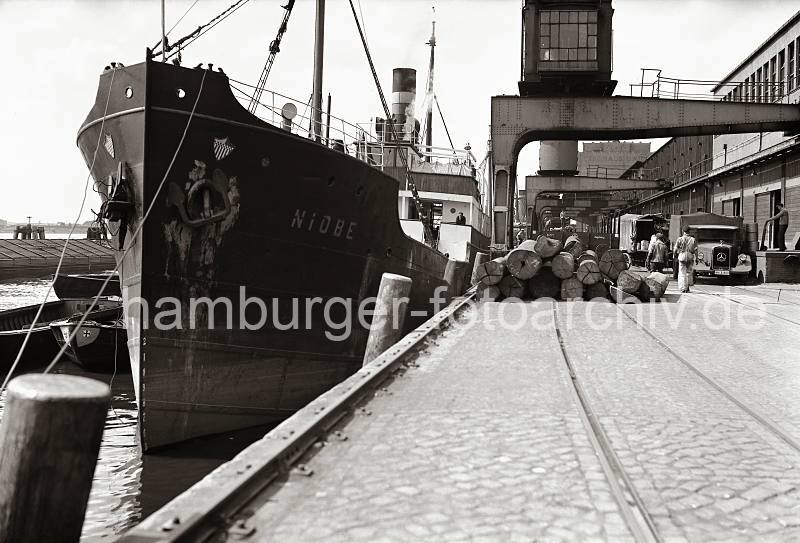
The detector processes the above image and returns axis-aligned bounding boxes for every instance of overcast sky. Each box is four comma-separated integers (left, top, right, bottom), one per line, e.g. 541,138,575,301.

0,0,798,223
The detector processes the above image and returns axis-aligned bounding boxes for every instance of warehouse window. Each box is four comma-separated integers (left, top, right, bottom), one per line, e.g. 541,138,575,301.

764,61,771,102
539,10,598,66
756,68,762,102
722,198,741,217
790,42,796,91
770,56,777,101
796,38,800,92
778,50,786,99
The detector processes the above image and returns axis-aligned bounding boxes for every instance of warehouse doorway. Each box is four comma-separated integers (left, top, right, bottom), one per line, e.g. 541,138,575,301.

770,189,782,248
755,192,772,247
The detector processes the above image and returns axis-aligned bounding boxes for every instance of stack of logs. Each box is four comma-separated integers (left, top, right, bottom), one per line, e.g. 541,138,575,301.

474,235,670,303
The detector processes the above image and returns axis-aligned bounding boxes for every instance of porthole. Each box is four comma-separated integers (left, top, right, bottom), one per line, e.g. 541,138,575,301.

176,88,186,99
124,86,133,99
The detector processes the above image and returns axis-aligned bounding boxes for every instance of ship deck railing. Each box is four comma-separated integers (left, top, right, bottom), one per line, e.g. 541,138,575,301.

229,79,479,176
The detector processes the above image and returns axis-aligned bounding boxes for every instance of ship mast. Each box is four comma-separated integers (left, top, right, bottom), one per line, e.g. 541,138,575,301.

424,6,436,162
311,0,325,143
161,0,167,62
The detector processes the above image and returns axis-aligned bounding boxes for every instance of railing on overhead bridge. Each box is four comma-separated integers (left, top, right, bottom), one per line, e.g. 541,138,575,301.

629,68,798,103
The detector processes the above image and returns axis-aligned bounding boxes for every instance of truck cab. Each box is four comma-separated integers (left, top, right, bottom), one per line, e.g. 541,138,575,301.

669,212,753,283
691,225,752,281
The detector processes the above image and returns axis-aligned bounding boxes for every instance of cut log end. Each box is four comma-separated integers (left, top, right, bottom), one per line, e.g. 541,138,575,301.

533,236,563,259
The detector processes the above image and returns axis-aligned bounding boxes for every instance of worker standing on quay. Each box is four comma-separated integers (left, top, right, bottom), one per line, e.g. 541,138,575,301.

765,202,789,251
675,225,698,293
645,232,668,273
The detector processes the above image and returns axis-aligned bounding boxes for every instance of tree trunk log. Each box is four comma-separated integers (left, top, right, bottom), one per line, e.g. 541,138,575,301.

477,257,507,286
534,235,563,259
585,281,609,301
560,275,584,301
645,272,670,300
505,241,543,280
477,283,501,302
564,235,583,259
576,259,602,285
610,284,640,304
599,249,629,282
616,270,642,294
528,266,560,299
499,274,527,299
577,250,598,265
551,252,575,279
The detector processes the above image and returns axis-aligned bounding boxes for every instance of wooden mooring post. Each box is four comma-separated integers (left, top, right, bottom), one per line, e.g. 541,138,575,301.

363,273,412,366
0,374,110,543
443,258,458,299
470,252,489,286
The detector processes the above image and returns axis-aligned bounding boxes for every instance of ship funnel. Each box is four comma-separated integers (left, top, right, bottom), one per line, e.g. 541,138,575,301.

392,68,417,143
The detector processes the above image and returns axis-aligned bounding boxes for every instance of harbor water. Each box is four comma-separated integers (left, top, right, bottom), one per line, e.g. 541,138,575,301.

0,277,272,541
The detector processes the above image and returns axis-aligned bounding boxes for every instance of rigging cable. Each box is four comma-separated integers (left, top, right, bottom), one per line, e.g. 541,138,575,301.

434,95,456,152
151,0,201,51
37,70,209,378
346,0,431,238
154,0,251,61
0,69,117,394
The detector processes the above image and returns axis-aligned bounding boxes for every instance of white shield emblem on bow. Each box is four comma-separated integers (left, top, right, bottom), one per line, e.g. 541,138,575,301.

104,133,115,158
213,137,235,161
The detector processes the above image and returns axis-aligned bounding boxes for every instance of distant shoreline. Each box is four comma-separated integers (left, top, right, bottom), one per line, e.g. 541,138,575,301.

0,225,94,234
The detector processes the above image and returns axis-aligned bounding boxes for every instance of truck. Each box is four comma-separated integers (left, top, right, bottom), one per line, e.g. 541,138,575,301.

618,213,670,266
669,212,753,283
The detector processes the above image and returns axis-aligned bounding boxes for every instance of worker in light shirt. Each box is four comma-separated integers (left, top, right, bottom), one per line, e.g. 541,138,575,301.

765,202,789,251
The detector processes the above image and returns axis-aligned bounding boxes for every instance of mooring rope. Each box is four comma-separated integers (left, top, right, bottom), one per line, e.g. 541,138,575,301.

0,70,117,393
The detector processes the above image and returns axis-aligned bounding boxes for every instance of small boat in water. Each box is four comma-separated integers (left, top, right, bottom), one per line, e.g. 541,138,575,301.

53,272,120,299
0,298,120,375
51,306,129,373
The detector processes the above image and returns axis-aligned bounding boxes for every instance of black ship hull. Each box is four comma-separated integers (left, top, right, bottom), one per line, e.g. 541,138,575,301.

77,60,452,450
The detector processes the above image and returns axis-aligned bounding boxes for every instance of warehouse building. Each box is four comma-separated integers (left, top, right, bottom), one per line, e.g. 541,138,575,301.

614,10,800,258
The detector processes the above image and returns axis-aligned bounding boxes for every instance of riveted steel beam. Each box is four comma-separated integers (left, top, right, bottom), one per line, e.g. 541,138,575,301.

492,96,800,166
491,96,800,246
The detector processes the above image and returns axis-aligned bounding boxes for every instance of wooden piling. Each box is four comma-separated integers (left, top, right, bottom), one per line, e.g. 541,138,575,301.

443,258,458,298
363,273,413,365
0,374,110,543
470,252,489,285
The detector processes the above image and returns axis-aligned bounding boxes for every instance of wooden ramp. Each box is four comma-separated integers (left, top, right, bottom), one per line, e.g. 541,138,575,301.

0,240,115,281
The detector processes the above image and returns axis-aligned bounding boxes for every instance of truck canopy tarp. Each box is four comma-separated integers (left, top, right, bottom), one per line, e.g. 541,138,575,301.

669,212,743,246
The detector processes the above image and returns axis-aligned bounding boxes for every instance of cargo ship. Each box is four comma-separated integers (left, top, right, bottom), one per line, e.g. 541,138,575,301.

76,1,488,450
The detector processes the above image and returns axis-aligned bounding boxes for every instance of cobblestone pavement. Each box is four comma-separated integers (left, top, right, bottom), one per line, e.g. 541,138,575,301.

691,282,800,324
248,302,637,542
559,299,800,542
218,290,800,542
622,287,800,443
